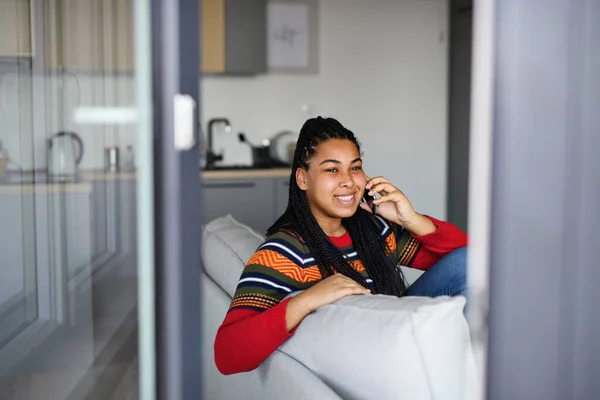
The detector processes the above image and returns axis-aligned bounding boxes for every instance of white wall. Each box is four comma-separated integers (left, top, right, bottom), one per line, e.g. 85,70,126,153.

203,0,449,218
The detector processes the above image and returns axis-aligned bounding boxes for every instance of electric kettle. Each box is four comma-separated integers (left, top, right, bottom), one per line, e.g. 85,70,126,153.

47,131,84,179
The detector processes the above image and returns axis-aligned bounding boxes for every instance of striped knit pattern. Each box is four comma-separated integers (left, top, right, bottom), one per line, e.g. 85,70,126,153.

229,216,422,312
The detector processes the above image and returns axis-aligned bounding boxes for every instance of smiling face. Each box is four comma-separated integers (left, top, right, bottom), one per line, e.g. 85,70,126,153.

296,138,367,230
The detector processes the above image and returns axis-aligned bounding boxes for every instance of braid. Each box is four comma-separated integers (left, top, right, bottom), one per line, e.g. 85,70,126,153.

268,117,407,297
345,212,406,296
293,186,369,286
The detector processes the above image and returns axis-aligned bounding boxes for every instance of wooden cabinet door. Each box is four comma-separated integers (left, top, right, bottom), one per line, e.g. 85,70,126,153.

99,0,134,71
0,0,32,57
54,0,133,71
111,0,134,71
201,0,226,73
60,0,103,70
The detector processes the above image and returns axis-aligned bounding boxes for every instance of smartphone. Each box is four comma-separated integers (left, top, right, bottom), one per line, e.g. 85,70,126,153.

362,189,377,215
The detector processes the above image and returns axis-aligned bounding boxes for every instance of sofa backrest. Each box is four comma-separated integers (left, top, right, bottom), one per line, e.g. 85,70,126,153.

201,214,264,297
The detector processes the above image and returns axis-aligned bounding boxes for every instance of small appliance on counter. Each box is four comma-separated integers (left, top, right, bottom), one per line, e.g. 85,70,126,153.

238,132,291,168
47,131,84,181
105,146,120,171
268,130,297,165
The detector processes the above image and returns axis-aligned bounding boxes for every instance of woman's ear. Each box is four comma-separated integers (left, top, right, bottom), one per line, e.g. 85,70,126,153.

296,167,309,190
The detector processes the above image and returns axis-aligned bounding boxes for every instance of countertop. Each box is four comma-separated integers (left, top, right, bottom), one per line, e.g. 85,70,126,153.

80,168,292,180
202,168,291,180
0,181,93,195
0,167,291,195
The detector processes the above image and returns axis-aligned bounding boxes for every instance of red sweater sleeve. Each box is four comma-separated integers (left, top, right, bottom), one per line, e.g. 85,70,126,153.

409,215,468,270
214,298,296,375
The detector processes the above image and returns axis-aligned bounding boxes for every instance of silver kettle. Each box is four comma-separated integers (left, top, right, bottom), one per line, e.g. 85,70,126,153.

47,131,84,179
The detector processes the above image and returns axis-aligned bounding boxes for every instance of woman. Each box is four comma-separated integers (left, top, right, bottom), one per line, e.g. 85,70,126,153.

214,117,467,375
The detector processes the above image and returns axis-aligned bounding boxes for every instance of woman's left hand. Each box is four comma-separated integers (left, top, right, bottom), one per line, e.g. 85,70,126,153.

360,176,437,236
360,176,417,226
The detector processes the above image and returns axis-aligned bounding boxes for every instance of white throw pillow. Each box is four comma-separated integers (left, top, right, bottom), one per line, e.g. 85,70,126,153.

202,215,265,297
278,294,477,400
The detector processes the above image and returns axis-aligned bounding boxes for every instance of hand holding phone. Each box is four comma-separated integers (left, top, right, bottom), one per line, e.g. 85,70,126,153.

362,189,377,215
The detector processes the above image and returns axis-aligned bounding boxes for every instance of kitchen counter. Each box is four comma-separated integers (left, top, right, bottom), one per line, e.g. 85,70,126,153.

79,170,137,181
0,171,93,195
202,168,290,180
0,168,291,194
0,181,93,195
74,168,291,181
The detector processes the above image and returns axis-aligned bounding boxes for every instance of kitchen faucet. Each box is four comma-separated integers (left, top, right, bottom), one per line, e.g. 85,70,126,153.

206,118,231,169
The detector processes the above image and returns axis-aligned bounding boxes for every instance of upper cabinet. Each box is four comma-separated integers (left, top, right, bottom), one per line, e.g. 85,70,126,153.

45,0,134,72
201,0,267,75
0,0,33,57
36,0,265,73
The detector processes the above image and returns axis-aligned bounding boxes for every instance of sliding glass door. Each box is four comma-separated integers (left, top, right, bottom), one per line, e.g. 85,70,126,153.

0,0,202,398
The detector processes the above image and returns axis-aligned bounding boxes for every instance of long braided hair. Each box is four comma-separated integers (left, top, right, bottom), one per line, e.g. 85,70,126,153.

267,117,407,297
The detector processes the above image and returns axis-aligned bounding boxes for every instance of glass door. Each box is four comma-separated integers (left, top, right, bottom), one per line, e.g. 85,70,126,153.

0,55,38,352
0,0,202,398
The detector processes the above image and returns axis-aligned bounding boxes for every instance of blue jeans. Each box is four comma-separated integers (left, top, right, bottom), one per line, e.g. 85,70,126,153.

406,247,467,298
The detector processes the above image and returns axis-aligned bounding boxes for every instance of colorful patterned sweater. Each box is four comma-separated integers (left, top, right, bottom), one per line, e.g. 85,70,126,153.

214,215,467,375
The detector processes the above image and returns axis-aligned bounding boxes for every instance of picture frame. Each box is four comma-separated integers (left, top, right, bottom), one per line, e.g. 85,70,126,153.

267,0,319,74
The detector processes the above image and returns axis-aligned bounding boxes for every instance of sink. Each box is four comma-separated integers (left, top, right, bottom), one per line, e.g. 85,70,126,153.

204,165,265,171
203,162,291,171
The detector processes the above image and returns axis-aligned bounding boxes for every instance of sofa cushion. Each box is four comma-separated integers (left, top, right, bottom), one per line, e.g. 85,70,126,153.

202,215,265,297
278,294,477,400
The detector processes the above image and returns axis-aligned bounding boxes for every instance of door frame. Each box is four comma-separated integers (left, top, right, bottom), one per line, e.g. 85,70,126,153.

149,0,203,398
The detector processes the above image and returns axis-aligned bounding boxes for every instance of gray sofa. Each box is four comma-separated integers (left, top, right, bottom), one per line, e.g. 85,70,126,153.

200,215,473,400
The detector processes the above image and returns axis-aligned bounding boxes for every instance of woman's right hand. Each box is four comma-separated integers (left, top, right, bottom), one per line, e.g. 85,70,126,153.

285,274,370,331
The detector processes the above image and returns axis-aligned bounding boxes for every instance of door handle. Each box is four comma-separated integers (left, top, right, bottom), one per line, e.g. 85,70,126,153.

174,94,196,151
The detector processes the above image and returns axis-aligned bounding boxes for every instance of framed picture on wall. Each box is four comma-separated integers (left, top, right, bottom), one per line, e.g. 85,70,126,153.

267,0,319,74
